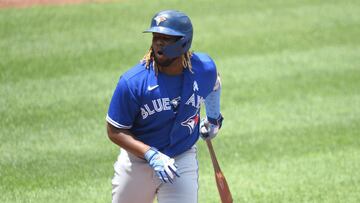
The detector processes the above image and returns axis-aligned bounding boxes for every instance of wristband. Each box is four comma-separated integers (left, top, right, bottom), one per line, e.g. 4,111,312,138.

144,147,158,162
207,114,224,129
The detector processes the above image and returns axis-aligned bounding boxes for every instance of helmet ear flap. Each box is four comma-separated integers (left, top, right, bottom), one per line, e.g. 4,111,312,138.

182,41,187,48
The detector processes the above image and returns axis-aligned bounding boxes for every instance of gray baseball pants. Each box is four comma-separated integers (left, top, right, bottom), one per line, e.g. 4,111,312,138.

111,146,199,203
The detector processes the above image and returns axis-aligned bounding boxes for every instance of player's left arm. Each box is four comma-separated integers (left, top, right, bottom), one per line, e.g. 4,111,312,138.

200,73,224,140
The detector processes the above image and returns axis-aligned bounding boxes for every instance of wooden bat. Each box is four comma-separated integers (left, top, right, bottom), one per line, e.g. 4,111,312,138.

206,139,233,203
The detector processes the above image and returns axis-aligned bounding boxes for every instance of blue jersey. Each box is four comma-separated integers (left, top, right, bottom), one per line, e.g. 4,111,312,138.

106,52,218,157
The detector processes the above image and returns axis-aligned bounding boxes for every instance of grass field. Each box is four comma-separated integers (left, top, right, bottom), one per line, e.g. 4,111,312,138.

1,0,360,202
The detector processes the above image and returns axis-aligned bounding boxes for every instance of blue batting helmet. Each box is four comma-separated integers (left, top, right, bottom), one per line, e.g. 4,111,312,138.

144,10,193,58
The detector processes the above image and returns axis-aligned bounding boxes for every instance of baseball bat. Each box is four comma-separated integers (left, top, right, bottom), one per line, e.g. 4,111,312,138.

206,139,233,203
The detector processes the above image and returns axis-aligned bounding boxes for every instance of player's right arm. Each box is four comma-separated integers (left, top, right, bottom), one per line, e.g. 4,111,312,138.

106,76,150,157
107,123,150,158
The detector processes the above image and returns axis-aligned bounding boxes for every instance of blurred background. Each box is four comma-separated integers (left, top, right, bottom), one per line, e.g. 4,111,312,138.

0,0,359,202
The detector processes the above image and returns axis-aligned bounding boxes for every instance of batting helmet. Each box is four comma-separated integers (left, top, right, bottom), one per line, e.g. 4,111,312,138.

144,10,193,58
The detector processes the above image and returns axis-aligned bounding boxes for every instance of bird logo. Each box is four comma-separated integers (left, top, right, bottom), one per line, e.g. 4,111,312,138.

155,16,167,26
181,112,200,134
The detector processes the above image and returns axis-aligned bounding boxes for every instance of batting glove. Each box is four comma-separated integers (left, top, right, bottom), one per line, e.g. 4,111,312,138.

144,147,180,183
200,114,224,140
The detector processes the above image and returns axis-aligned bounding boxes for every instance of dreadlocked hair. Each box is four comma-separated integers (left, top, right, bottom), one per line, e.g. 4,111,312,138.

142,48,193,75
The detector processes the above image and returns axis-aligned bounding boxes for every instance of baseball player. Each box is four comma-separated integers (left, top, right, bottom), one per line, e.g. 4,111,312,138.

106,10,224,203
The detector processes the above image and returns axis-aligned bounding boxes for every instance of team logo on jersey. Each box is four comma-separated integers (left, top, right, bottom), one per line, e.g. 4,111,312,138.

181,111,200,134
154,16,167,26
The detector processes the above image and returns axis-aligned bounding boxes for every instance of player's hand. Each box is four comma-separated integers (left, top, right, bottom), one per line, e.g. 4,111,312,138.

200,115,223,140
144,147,180,183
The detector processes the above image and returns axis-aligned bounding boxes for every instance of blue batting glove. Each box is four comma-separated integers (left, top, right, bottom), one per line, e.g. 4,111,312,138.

144,147,180,183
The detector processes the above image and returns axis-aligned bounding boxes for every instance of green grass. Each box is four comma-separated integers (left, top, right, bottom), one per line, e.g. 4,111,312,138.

1,0,360,202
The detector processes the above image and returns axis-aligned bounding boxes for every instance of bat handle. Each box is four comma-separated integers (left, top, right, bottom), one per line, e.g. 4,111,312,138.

206,140,221,172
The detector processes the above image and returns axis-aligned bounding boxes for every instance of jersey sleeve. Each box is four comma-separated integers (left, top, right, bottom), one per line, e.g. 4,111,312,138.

196,53,218,97
106,77,140,129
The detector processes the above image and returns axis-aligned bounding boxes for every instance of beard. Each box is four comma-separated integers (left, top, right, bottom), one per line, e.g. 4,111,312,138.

152,48,177,67
153,55,176,67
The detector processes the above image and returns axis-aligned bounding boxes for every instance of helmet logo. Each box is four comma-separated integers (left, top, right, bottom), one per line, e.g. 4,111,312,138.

154,16,167,26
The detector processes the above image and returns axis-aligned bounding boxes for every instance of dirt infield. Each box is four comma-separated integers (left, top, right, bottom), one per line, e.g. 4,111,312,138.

0,0,112,8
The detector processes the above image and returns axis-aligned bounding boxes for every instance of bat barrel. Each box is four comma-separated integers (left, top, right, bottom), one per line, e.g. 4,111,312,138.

206,140,233,203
